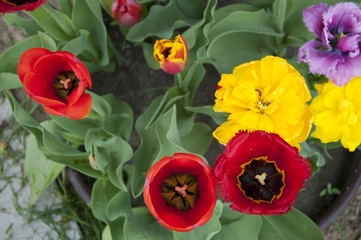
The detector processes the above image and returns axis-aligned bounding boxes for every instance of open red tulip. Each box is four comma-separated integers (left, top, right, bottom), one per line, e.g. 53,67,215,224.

144,153,217,232
0,0,47,14
17,48,92,120
214,130,311,215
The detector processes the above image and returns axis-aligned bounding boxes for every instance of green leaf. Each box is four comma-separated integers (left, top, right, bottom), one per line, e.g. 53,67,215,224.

61,30,96,56
207,32,275,74
273,0,290,32
5,91,101,178
259,208,324,240
173,200,223,240
25,133,65,205
3,13,42,36
72,0,109,67
213,203,262,240
88,91,112,119
300,141,326,175
180,122,212,156
85,129,133,191
127,0,205,42
38,32,57,51
0,73,22,91
208,9,283,43
185,105,228,125
58,0,73,18
142,42,161,70
0,35,42,73
28,4,77,41
102,94,134,141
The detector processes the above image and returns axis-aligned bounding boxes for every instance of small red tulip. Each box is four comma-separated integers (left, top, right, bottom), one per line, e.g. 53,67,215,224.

214,130,311,215
17,48,92,120
153,35,188,75
111,0,142,28
0,0,47,14
144,153,217,232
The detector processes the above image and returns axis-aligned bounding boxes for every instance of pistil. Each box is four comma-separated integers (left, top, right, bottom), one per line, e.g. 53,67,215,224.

255,173,267,186
175,184,188,197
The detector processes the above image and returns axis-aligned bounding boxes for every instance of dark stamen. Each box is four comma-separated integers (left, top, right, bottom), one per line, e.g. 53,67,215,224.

160,172,198,211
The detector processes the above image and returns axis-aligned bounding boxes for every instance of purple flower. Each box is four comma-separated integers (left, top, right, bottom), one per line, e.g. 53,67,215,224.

298,2,361,86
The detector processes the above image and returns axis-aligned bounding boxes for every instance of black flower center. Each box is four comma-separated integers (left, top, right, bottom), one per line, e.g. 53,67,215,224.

3,0,38,6
160,172,198,211
53,71,80,101
329,29,348,50
161,48,171,59
237,157,285,203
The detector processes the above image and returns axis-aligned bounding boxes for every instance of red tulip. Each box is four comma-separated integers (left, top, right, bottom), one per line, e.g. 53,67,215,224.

0,0,47,14
111,0,142,28
144,153,217,232
17,48,92,120
214,130,311,215
154,35,188,75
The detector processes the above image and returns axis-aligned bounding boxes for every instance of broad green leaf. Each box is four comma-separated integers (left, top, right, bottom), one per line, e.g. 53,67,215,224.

38,32,57,51
25,134,65,205
0,73,22,91
3,13,42,36
142,42,161,70
300,141,326,175
102,94,134,141
208,9,283,43
85,129,133,191
61,30,97,57
144,86,184,128
213,203,262,240
58,0,73,18
259,208,324,240
28,4,77,41
127,0,205,42
102,225,113,240
173,200,223,240
207,32,275,74
5,91,101,178
0,35,42,73
213,4,259,24
72,0,109,66
273,0,291,32
131,96,162,197
88,91,112,119
182,0,217,64
177,63,206,101
180,122,212,156
185,105,228,125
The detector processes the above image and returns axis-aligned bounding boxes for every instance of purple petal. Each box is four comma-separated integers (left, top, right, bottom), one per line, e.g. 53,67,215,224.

338,35,360,57
323,2,361,33
303,3,328,39
298,39,361,86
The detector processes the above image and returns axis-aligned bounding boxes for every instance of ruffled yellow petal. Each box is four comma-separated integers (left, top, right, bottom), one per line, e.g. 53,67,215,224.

213,56,313,148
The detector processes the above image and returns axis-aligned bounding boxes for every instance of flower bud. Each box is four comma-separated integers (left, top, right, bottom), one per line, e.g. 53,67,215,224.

111,0,142,28
153,35,188,75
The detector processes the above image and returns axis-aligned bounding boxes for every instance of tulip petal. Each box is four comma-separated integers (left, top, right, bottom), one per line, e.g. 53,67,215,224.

18,47,51,82
23,72,66,107
46,93,92,119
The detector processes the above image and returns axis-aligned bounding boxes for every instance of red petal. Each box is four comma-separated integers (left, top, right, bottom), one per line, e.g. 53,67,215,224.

0,0,47,14
23,72,66,107
144,153,217,232
47,93,92,119
161,59,186,75
214,130,311,215
57,51,92,89
17,48,51,83
33,53,68,82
